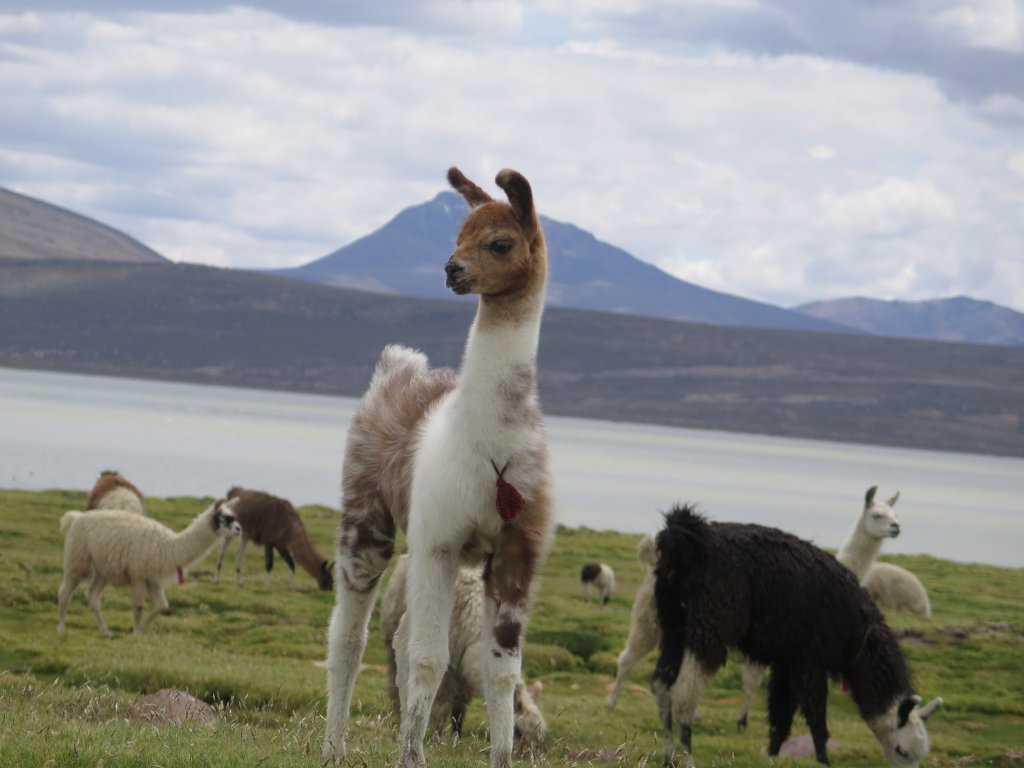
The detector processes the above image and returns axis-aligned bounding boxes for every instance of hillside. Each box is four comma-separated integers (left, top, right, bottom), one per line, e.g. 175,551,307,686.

0,186,167,264
3,259,1022,457
795,295,1024,347
274,192,849,334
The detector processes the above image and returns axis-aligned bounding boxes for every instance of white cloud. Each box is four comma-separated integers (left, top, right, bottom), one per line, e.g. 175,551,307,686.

1009,153,1024,178
0,5,1022,313
932,0,1023,52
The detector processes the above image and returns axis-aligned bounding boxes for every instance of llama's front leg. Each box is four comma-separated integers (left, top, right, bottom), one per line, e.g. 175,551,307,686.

214,537,229,584
235,536,248,586
86,573,113,637
396,553,457,768
138,581,169,634
264,544,275,589
482,526,541,768
322,515,394,764
276,546,297,590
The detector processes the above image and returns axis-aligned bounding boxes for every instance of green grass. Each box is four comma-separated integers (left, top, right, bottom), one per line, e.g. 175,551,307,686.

1,488,1021,767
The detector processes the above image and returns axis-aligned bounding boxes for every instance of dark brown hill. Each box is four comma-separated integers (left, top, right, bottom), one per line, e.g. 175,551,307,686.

0,187,167,264
3,259,1021,457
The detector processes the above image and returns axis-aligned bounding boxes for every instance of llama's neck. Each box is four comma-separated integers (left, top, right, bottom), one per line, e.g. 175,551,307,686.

169,508,221,570
845,623,912,721
457,292,544,398
290,527,326,578
837,520,883,581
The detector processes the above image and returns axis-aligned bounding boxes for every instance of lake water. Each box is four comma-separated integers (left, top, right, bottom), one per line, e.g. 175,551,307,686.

2,367,1021,568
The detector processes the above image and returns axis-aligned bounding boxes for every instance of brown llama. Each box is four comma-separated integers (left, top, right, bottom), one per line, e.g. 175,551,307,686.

214,487,333,591
323,167,555,768
86,470,145,515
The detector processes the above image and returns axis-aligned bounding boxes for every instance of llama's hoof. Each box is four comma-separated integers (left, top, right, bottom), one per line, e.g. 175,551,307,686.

321,737,346,764
736,713,748,730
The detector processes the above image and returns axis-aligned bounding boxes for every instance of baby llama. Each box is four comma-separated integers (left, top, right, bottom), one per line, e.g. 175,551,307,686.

580,562,616,606
380,555,546,750
863,562,932,618
652,504,941,767
214,486,333,591
57,498,241,636
86,470,145,515
323,167,556,768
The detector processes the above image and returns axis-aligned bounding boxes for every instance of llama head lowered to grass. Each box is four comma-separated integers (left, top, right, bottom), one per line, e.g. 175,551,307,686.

323,167,555,768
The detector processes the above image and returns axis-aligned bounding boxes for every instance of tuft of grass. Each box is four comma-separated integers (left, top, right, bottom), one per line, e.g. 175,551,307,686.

1,488,1022,766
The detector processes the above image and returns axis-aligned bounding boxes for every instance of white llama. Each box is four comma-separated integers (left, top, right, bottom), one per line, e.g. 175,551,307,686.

580,562,616,606
863,561,932,618
837,485,901,580
323,167,555,768
57,498,241,636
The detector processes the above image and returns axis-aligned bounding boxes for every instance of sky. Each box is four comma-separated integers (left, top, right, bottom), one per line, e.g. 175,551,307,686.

1,1,1023,313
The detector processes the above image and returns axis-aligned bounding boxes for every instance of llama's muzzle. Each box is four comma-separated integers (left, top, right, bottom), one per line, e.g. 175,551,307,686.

445,258,470,294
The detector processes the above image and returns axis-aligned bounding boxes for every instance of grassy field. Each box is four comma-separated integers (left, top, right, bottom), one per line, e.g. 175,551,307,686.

0,488,1021,767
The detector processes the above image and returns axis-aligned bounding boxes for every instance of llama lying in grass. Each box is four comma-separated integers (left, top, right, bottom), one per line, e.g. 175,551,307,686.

323,167,555,768
86,470,145,515
863,562,932,618
836,486,931,618
381,555,546,749
653,504,941,767
57,498,241,636
580,562,616,606
214,487,333,591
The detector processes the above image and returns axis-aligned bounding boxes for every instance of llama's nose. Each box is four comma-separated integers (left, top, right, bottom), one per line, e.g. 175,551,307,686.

891,523,900,537
445,258,465,287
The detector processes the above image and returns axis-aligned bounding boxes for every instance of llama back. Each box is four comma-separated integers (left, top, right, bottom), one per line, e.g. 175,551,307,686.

343,344,457,532
86,471,145,515
63,510,182,587
227,488,298,544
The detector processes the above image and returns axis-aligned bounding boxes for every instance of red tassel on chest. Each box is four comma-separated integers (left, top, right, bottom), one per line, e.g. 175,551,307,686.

491,460,525,522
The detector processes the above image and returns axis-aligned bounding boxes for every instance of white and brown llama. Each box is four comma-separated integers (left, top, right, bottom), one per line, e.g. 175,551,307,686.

86,470,145,516
323,167,555,768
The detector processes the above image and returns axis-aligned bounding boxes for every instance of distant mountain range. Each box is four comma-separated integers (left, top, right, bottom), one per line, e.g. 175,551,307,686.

0,186,166,264
795,296,1024,348
3,184,1022,346
272,191,849,334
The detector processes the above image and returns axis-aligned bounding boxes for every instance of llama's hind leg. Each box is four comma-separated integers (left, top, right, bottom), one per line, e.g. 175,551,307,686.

322,515,394,764
796,669,831,765
85,573,113,637
57,569,87,634
668,653,715,768
276,546,297,590
396,552,457,768
264,545,275,589
606,617,659,709
767,666,798,756
736,659,765,729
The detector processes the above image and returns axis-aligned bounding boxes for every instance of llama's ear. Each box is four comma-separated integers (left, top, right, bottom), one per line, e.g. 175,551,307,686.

919,697,942,720
887,490,900,507
865,485,878,508
448,167,493,207
495,169,538,239
897,695,920,727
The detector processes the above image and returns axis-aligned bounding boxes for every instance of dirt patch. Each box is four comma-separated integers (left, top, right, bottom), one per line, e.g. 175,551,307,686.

124,688,217,726
778,734,839,758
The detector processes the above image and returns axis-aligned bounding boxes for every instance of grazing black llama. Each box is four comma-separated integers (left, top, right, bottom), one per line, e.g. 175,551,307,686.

652,504,941,768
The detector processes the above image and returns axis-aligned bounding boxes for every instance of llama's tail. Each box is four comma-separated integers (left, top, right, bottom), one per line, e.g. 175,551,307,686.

60,510,84,537
656,503,709,579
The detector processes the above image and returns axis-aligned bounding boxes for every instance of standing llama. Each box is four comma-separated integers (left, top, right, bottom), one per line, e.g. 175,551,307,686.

580,562,616,606
57,498,241,636
652,504,941,767
605,533,763,731
214,487,333,591
323,167,556,768
381,555,547,750
86,470,145,515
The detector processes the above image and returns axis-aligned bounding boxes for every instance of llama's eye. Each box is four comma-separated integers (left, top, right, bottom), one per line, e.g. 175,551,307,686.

490,239,513,255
